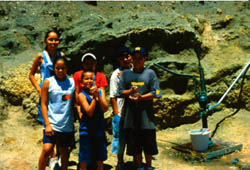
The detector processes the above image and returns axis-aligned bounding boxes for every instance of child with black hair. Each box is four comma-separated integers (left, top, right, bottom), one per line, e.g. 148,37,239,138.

78,71,108,170
110,46,133,170
39,57,75,170
119,47,162,170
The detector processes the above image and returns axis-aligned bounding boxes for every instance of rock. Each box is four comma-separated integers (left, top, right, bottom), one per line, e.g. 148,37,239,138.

0,23,9,31
0,39,14,48
0,63,38,105
85,1,97,6
217,8,223,15
212,15,233,29
0,95,8,121
105,21,113,28
0,1,249,130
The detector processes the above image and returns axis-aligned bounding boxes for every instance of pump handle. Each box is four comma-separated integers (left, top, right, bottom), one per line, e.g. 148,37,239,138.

195,45,201,60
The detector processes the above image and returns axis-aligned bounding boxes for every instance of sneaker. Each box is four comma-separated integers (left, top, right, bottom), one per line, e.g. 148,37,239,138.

47,157,56,167
136,168,145,170
47,157,51,167
57,156,61,167
116,162,125,170
48,157,56,167
145,166,155,170
53,163,60,170
49,157,59,170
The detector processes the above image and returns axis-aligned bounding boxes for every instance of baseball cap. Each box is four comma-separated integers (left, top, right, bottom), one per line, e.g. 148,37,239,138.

81,53,96,62
117,46,130,57
131,47,147,57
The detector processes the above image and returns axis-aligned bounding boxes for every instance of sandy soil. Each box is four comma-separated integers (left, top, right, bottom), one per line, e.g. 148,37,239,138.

0,106,250,170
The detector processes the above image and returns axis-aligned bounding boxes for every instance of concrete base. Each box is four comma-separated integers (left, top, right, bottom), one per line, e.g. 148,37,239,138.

171,139,242,160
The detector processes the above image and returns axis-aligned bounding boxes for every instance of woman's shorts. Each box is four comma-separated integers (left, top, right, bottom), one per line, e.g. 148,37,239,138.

79,135,107,163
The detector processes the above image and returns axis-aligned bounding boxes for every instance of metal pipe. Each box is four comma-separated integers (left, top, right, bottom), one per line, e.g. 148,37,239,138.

208,60,250,111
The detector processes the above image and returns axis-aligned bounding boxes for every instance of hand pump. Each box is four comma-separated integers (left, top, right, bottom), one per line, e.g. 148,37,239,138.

195,46,209,128
154,46,209,128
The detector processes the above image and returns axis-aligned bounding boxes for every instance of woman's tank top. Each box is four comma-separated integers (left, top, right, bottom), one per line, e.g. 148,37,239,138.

40,50,61,87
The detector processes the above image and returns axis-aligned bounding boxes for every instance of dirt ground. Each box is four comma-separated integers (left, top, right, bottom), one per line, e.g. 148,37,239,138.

0,106,250,170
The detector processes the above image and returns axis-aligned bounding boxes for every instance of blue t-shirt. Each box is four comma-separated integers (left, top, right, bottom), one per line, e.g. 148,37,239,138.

119,68,162,129
79,89,105,137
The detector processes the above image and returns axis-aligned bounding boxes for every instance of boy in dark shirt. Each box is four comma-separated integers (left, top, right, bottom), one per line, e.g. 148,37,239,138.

119,47,162,170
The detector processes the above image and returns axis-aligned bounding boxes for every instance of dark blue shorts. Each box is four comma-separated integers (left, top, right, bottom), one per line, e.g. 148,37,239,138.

43,130,75,147
126,129,158,156
79,135,107,163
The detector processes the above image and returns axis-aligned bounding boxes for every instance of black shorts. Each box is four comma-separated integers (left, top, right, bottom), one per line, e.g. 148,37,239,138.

126,129,158,156
43,130,75,148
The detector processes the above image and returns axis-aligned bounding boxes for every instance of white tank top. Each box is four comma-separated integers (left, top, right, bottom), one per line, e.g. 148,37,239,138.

46,76,75,132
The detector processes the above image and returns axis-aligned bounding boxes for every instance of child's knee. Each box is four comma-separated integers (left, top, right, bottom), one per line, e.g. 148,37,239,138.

43,145,54,156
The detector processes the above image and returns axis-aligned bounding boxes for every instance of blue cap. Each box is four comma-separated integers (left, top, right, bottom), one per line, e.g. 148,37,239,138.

131,47,147,57
117,46,130,57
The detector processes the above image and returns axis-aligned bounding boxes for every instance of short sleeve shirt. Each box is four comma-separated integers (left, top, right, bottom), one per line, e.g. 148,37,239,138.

73,70,108,92
109,68,124,116
119,68,162,129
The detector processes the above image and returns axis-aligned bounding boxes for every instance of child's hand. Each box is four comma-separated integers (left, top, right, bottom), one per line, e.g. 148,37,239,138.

45,124,54,136
117,71,122,78
129,93,141,102
90,86,97,95
90,86,99,99
130,85,138,95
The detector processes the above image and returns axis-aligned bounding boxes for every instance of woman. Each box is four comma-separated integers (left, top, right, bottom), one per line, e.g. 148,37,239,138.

29,30,64,124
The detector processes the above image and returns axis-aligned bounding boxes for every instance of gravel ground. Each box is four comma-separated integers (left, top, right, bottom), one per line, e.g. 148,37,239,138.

0,106,250,170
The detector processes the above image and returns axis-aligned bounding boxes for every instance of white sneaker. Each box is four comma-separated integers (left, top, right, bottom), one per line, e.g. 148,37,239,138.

49,157,59,170
57,156,61,167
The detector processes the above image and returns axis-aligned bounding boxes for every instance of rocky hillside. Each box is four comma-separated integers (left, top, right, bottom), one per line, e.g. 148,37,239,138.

0,1,250,129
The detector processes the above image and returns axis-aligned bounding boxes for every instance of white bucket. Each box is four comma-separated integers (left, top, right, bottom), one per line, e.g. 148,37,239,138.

188,128,211,152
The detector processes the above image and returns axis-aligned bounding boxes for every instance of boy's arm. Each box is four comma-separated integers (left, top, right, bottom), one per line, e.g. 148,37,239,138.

41,79,54,136
140,93,155,100
78,92,96,117
110,74,119,115
130,70,162,102
110,98,119,115
119,72,138,98
129,92,155,102
74,86,82,118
